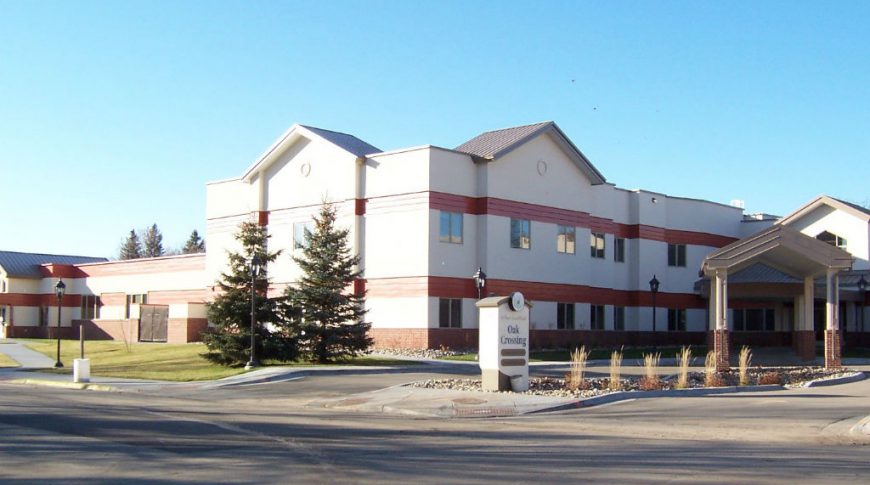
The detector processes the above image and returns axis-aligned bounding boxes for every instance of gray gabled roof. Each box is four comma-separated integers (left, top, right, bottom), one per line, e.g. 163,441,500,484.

301,125,381,157
0,251,107,278
834,197,870,217
454,121,606,185
455,121,552,159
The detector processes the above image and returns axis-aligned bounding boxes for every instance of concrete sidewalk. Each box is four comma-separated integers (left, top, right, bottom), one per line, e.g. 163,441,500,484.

0,340,57,368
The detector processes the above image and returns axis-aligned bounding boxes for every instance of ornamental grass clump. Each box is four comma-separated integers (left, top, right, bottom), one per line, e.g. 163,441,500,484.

704,350,725,387
675,346,692,389
738,346,752,386
639,352,662,391
566,345,590,391
609,349,624,391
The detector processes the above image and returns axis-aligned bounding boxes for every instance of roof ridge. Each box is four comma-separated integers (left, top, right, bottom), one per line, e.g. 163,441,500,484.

0,249,105,260
471,120,552,137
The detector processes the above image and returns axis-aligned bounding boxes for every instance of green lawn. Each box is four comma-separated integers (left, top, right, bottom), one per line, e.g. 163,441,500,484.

442,345,709,363
0,350,19,368
21,340,416,381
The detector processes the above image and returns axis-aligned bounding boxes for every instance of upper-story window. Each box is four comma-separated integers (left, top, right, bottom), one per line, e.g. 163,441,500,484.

614,237,625,262
816,231,847,250
668,243,687,267
510,218,531,249
590,233,605,259
294,221,315,249
439,211,463,244
556,225,575,254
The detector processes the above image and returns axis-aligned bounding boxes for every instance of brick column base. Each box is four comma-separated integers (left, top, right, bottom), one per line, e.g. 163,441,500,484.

714,329,730,372
792,330,816,361
824,329,841,368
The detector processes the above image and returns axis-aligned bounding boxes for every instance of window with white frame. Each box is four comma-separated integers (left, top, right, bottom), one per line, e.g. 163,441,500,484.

557,303,575,329
613,306,625,331
590,304,605,330
590,233,605,259
439,298,462,328
439,211,463,244
510,218,531,249
556,225,576,254
294,221,315,249
614,237,625,263
667,243,687,267
816,231,847,250
667,308,687,331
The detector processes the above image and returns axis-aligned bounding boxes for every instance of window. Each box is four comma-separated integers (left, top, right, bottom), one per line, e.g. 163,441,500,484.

510,218,531,249
733,308,776,332
590,233,605,259
294,221,315,249
668,244,687,267
39,306,48,326
439,211,463,244
438,298,462,328
816,231,847,250
614,238,625,263
667,308,687,331
125,294,148,319
80,295,100,320
556,225,575,254
1,279,6,292
557,303,575,329
590,304,605,330
613,306,625,331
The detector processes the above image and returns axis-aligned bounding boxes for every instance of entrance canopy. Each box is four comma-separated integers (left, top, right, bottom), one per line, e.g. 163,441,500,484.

701,224,852,279
700,224,853,368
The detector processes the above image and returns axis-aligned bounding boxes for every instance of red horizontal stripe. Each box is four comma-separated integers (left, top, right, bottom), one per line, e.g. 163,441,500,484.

430,191,737,248
0,293,83,307
368,276,706,309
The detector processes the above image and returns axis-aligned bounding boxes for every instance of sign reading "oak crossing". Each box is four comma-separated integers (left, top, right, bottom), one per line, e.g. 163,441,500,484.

476,292,530,392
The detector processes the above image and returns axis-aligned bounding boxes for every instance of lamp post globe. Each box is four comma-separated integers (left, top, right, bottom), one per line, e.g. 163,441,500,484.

54,279,66,368
472,267,487,300
648,275,660,334
245,255,264,370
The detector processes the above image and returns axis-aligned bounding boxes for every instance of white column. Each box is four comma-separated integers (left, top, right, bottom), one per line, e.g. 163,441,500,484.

803,277,814,331
711,271,722,331
720,270,728,330
826,269,839,331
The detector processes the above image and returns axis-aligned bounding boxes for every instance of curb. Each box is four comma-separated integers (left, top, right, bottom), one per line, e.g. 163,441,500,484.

799,371,865,388
8,378,117,392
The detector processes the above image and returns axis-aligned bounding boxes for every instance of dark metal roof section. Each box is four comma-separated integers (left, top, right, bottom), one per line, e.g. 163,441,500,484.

454,121,606,185
0,251,107,278
301,125,381,157
454,121,552,159
834,197,870,217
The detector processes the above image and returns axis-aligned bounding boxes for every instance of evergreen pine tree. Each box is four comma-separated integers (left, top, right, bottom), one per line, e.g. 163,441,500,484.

282,202,371,363
143,223,164,258
119,230,142,260
202,221,297,366
182,229,206,254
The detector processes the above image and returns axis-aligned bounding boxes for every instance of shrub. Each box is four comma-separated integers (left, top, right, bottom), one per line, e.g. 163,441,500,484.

565,345,590,391
758,371,783,385
609,349,623,391
675,346,692,389
639,352,662,391
738,346,752,386
704,351,724,387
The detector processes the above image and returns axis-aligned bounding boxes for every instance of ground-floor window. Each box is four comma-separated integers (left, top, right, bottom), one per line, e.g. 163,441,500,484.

590,304,605,330
613,306,625,331
125,294,148,319
439,298,462,328
557,303,575,329
733,308,775,331
80,295,100,320
39,306,48,326
668,308,686,331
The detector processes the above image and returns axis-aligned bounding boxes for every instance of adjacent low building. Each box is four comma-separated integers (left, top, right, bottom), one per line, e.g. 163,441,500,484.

2,121,868,362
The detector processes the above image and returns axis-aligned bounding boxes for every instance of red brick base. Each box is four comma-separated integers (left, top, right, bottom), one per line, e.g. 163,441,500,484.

792,330,816,361
824,329,841,368
713,329,729,371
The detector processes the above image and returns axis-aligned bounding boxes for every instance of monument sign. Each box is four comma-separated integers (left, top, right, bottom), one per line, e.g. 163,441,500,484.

476,292,530,392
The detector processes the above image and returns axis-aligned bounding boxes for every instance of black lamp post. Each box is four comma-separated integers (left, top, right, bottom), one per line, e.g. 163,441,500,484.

54,279,66,368
473,267,487,300
649,275,660,334
858,275,867,335
245,255,264,370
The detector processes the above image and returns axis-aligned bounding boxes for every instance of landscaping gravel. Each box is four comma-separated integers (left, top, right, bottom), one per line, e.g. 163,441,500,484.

412,367,861,399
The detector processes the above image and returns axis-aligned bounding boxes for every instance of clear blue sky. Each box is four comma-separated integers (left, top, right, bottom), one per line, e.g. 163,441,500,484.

2,1,868,258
